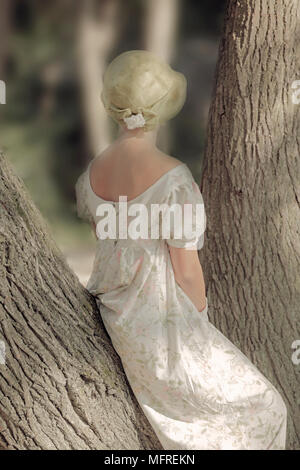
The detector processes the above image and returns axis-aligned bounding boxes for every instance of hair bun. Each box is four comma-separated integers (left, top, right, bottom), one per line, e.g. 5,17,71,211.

101,50,187,132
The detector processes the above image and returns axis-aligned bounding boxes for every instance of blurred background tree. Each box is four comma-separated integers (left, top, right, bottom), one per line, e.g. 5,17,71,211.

0,0,226,283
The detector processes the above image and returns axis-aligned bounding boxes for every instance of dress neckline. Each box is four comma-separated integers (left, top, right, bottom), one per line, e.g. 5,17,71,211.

86,160,187,204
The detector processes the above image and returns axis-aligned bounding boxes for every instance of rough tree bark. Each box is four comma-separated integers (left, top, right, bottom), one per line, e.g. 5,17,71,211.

201,0,300,449
0,152,162,450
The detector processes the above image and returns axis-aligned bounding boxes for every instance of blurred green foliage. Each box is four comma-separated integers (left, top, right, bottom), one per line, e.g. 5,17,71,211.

0,0,225,250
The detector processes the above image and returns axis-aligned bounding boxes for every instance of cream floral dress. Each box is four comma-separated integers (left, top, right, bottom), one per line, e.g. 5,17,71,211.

75,160,287,450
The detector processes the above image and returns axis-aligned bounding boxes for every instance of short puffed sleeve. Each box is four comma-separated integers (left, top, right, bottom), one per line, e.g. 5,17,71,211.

75,171,94,223
162,179,206,250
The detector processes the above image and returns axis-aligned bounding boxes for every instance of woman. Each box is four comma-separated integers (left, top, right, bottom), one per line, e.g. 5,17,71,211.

75,50,287,450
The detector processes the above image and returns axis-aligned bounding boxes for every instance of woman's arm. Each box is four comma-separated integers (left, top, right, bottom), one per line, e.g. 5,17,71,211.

168,245,206,313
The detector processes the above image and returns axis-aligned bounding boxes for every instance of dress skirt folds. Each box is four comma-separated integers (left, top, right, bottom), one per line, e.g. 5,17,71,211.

75,161,287,450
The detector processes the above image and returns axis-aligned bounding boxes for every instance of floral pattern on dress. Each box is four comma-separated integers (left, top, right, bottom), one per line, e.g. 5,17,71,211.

75,161,287,450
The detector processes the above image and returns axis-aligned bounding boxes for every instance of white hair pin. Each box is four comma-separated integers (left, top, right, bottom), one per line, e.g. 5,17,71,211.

123,112,146,130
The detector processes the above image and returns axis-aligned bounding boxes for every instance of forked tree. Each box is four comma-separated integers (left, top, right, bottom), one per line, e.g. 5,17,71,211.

0,152,162,450
0,0,299,450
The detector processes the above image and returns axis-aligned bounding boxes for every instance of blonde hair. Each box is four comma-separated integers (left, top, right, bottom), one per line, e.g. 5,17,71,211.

101,50,187,132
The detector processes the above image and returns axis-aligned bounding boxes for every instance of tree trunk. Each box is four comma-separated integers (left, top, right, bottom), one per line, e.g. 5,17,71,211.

0,0,12,78
0,152,162,450
143,0,181,153
201,0,300,450
76,0,120,157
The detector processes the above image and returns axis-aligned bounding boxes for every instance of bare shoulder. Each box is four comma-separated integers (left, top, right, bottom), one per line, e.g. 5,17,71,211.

154,151,184,171
90,146,183,181
93,146,111,165
90,146,113,173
